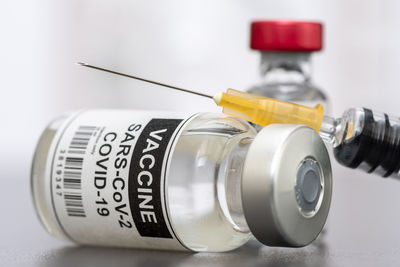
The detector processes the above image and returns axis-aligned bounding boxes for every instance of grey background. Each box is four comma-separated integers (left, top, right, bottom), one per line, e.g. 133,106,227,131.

2,0,400,266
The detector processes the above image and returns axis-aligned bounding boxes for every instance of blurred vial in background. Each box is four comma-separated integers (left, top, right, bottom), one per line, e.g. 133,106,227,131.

246,21,331,236
247,20,330,114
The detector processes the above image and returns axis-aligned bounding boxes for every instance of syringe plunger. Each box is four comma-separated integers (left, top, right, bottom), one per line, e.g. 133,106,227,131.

331,108,400,178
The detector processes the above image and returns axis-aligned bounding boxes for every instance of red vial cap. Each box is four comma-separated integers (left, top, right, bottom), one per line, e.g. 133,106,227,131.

250,20,323,52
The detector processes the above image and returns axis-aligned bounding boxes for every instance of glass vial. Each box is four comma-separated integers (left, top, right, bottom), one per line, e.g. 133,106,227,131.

31,110,332,252
247,20,329,113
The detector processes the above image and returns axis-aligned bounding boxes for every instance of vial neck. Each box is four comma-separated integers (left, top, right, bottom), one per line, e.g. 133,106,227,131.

218,137,252,233
259,52,312,84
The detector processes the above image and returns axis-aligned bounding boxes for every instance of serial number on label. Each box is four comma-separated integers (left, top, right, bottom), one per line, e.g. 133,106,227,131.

94,123,142,229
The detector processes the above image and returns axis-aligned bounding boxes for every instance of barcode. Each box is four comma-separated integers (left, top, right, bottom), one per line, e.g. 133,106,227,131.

63,125,96,217
64,157,83,190
64,192,86,217
68,126,97,154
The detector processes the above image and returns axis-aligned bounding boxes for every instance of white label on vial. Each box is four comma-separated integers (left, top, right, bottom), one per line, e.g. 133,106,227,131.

50,110,193,250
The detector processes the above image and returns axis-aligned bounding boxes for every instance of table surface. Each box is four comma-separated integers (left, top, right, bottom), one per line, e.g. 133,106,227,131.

3,163,400,267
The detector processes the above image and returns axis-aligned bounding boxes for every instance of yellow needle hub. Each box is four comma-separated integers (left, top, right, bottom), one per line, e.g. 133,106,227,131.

214,89,324,132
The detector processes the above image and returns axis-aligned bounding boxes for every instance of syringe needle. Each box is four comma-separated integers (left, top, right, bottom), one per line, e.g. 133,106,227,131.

77,62,324,132
77,62,213,99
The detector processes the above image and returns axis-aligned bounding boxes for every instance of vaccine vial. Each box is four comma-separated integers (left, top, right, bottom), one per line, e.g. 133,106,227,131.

247,20,329,114
31,110,332,252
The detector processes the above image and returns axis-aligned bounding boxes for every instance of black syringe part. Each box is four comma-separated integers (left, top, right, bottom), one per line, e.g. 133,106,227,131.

334,108,400,177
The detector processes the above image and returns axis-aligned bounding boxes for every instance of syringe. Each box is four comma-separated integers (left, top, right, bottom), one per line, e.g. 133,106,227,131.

77,63,324,132
78,63,400,178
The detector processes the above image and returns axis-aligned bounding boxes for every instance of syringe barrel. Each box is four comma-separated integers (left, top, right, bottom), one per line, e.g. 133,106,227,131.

334,108,400,178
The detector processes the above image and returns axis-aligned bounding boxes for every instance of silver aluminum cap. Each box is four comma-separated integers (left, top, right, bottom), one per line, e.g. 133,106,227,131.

242,124,332,247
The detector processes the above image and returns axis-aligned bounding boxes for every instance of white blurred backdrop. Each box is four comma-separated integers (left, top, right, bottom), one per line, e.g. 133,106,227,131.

2,0,400,254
